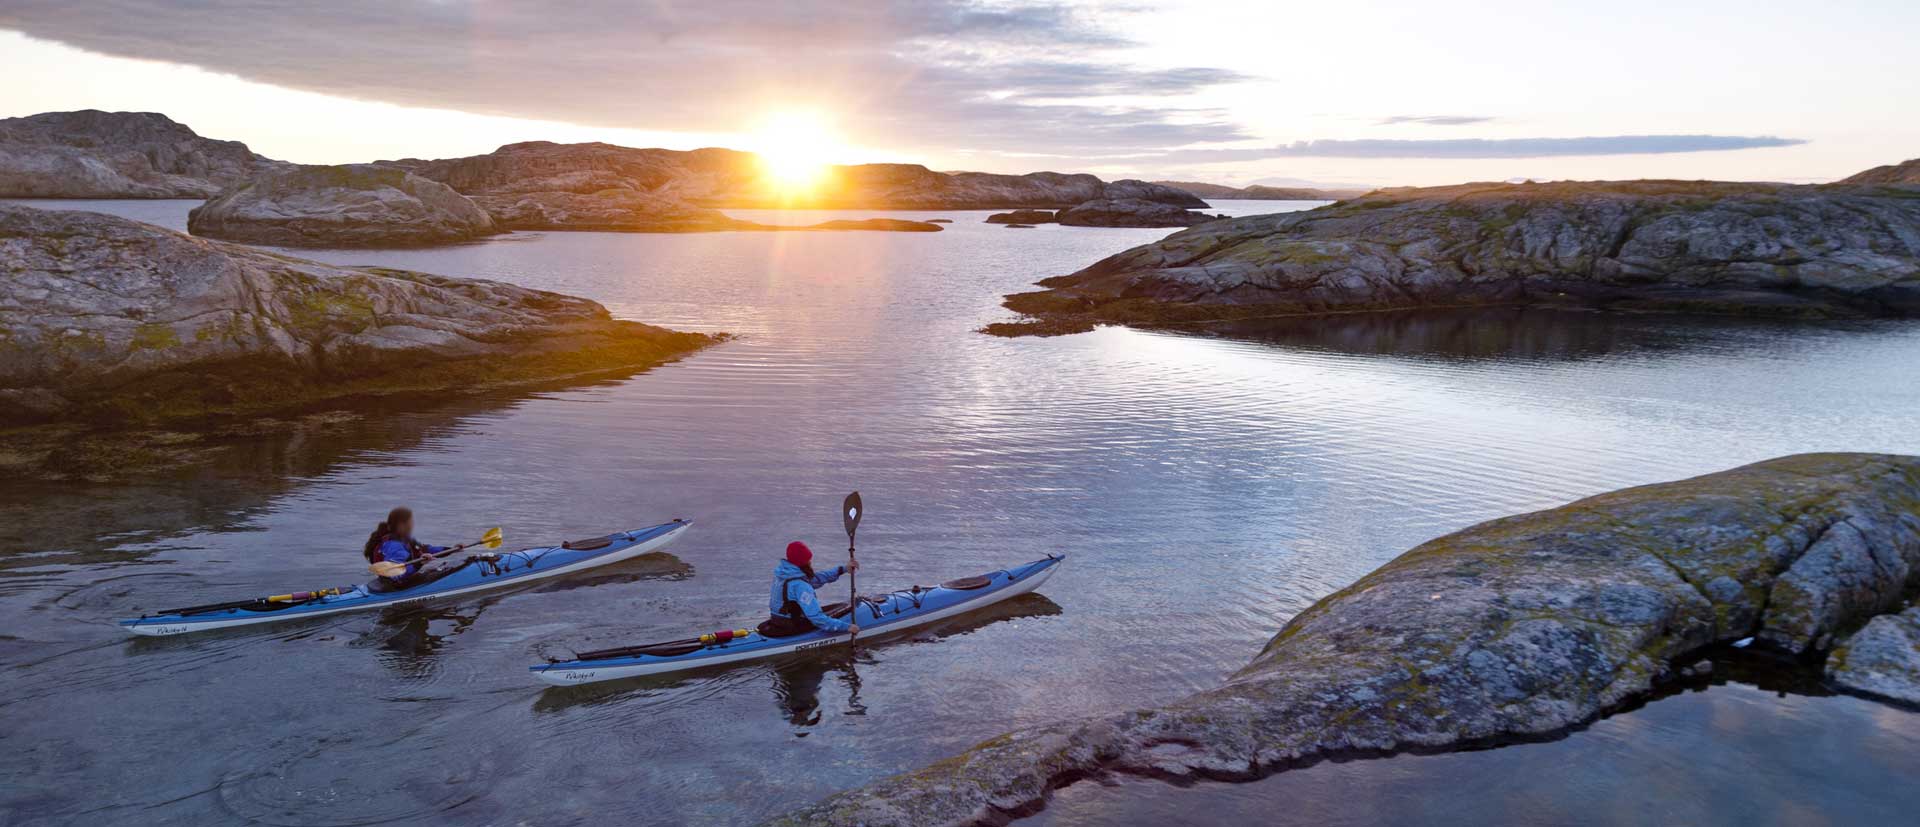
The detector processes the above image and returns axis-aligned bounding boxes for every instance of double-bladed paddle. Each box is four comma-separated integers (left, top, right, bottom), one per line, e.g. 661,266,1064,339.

368,527,504,579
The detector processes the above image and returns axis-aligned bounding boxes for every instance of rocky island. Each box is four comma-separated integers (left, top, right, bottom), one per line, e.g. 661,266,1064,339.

773,453,1920,826
186,164,501,247
0,203,716,427
984,200,1226,228
1056,198,1225,228
1,111,1211,240
988,180,1920,336
388,140,1203,231
1152,180,1368,201
0,110,283,198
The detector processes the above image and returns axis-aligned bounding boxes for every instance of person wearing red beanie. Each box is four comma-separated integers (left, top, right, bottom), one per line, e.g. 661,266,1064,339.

760,540,859,637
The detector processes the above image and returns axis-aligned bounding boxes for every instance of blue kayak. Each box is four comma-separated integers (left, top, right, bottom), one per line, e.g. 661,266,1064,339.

120,520,692,636
531,554,1063,685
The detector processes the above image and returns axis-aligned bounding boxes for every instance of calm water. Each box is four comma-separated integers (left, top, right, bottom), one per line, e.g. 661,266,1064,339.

1032,656,1920,827
3,199,1918,825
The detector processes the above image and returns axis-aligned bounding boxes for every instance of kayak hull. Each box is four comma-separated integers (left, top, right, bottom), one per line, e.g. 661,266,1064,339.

119,520,692,636
531,554,1062,685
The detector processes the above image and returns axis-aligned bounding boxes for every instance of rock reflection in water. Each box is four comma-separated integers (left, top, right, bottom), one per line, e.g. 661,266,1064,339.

1194,307,1894,363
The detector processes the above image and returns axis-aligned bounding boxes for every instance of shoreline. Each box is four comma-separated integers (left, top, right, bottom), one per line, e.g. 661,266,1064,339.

770,454,1920,826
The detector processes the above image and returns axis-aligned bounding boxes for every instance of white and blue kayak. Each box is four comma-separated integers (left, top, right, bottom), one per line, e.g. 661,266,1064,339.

531,553,1063,685
119,520,692,636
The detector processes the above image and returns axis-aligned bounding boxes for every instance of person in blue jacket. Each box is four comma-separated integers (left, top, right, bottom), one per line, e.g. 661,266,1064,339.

761,541,859,637
361,507,449,587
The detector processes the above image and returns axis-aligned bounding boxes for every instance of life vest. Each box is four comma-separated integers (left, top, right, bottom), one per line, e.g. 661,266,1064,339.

367,534,428,578
759,577,819,638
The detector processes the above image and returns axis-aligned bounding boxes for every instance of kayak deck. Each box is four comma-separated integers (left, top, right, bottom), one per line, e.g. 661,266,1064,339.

531,554,1063,685
119,520,691,636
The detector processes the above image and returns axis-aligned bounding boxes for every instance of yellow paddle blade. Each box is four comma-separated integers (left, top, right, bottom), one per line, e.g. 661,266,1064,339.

369,560,409,578
479,527,504,549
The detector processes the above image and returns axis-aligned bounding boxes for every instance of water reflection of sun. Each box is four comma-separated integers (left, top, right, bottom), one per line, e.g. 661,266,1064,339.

751,111,843,194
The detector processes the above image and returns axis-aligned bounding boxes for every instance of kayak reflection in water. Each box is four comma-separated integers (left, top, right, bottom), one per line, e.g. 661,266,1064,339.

759,541,859,637
362,507,449,589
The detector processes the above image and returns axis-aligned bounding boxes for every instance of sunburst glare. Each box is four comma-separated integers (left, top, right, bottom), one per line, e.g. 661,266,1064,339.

750,110,843,193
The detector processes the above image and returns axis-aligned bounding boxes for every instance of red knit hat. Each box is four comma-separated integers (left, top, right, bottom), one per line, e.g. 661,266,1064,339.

785,541,813,566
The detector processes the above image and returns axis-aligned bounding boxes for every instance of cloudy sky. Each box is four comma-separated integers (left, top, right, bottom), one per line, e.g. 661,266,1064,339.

1,0,1914,186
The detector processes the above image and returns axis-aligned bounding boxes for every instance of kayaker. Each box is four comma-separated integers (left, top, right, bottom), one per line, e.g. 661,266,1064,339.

361,507,449,587
760,541,859,637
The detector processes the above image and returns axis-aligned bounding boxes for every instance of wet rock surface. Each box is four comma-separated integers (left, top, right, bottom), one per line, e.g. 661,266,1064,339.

1827,606,1920,705
993,180,1920,335
0,110,283,198
0,204,715,425
771,454,1920,827
187,164,499,247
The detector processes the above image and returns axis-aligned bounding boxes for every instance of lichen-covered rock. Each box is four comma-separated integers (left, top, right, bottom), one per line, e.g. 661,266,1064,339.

0,204,714,424
1827,606,1920,704
770,454,1920,827
1841,158,1920,186
995,180,1920,334
187,164,500,247
987,209,1057,225
0,110,283,198
1056,198,1225,228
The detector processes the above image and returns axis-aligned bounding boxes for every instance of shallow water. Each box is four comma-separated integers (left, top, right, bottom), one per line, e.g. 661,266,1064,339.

3,198,1918,825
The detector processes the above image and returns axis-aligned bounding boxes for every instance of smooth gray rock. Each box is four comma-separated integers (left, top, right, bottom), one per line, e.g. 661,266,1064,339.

770,454,1920,827
998,180,1920,334
1056,198,1226,228
1827,606,1920,704
187,164,500,247
0,110,283,198
0,204,713,424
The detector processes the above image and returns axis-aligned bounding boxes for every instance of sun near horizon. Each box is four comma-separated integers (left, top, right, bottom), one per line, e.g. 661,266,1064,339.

748,110,845,195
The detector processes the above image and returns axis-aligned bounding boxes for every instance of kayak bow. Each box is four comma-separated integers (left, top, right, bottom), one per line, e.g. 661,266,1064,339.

531,554,1063,685
119,520,692,636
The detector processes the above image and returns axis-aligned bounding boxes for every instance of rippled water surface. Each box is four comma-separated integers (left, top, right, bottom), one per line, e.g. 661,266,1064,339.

4,199,1918,825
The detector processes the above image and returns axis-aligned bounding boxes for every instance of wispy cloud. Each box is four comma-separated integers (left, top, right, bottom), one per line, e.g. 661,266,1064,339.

1155,134,1807,162
1378,115,1495,126
0,0,1252,156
